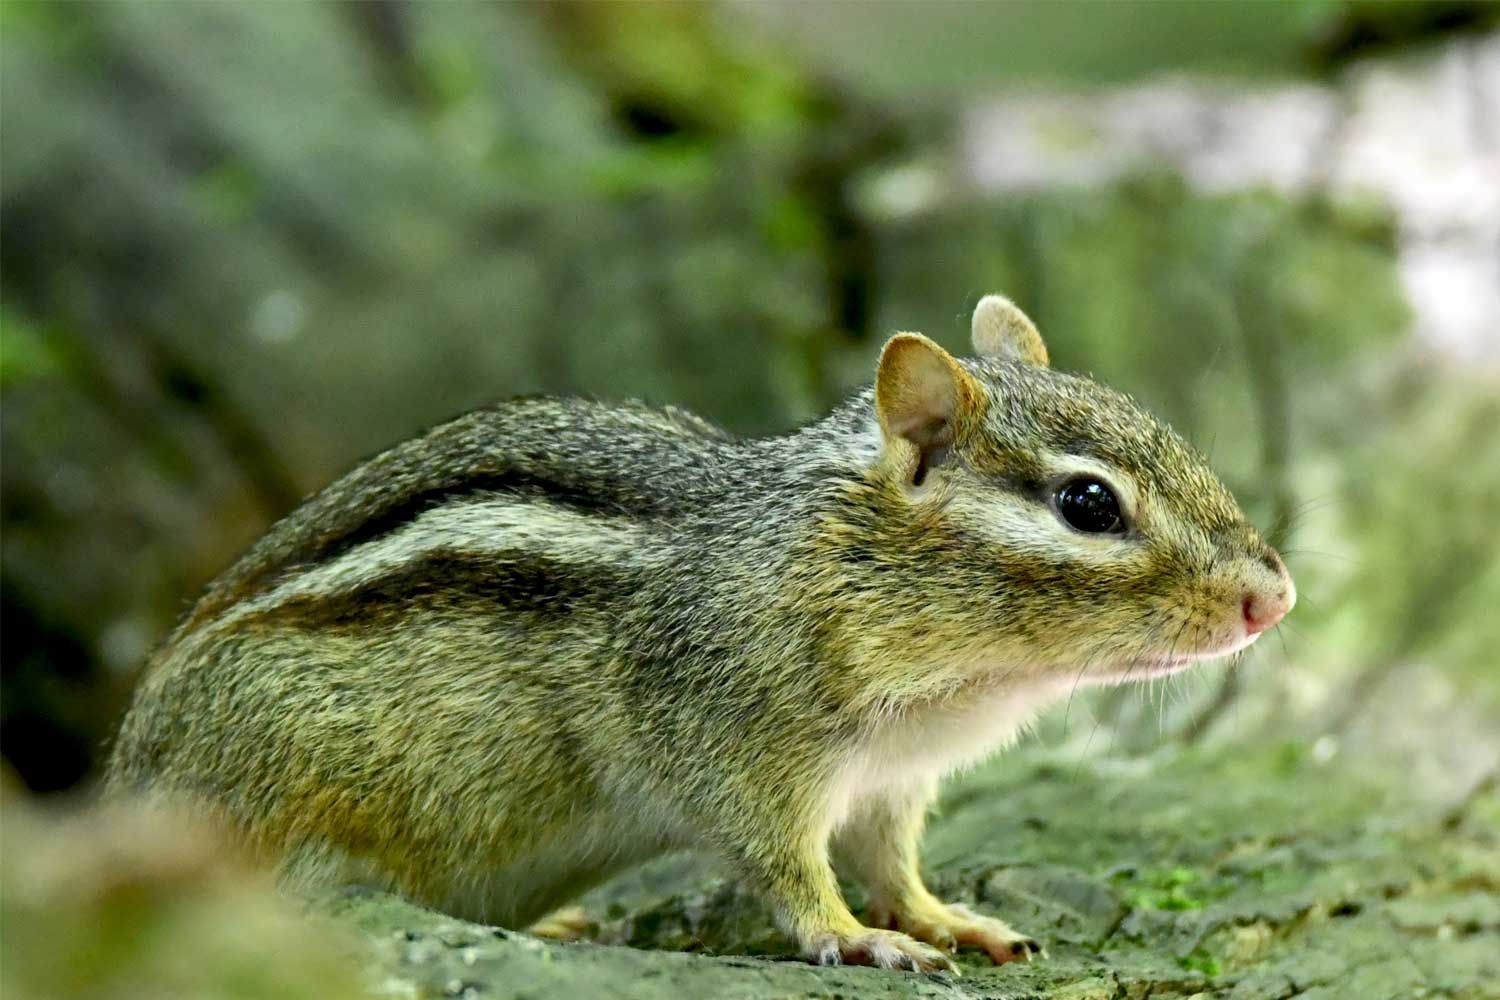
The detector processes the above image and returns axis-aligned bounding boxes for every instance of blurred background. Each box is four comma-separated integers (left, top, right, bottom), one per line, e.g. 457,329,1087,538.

2,0,1498,810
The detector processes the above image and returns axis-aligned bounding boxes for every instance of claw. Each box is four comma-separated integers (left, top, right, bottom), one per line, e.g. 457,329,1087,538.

805,928,956,974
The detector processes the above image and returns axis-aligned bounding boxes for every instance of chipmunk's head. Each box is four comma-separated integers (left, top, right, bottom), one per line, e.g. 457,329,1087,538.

861,295,1293,685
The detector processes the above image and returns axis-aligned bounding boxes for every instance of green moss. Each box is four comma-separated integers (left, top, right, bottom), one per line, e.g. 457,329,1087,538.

1178,948,1223,977
1116,867,1216,912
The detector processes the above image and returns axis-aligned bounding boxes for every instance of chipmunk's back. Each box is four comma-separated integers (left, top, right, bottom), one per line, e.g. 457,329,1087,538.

176,398,735,637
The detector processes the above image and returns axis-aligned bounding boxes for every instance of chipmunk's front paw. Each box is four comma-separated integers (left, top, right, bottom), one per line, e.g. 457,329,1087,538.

868,898,1044,967
804,926,959,974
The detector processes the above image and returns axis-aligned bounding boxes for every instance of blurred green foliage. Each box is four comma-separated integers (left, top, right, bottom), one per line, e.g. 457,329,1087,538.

0,306,61,384
1,790,368,1000
754,0,1500,93
758,1,1344,94
1,0,1496,800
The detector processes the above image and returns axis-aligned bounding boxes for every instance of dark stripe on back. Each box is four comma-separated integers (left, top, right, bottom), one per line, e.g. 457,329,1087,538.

183,467,668,633
240,550,632,633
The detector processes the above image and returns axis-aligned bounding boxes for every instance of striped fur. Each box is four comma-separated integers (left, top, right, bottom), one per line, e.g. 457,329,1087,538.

107,300,1293,972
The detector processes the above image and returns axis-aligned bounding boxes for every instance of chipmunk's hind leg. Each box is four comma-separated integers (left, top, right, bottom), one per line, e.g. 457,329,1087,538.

444,809,674,931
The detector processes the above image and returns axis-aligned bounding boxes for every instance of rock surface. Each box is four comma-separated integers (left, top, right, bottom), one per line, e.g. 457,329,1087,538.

320,749,1500,999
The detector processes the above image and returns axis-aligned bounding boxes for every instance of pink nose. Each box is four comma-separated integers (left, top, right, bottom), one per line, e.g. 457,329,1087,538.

1242,591,1290,634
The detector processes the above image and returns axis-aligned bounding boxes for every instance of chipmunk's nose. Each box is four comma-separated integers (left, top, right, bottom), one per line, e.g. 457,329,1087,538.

1242,593,1289,634
1242,550,1295,635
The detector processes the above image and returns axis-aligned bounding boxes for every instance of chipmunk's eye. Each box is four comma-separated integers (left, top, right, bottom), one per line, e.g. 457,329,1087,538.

1054,478,1125,534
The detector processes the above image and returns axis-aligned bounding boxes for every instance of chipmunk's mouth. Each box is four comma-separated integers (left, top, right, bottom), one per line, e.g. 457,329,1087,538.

1083,626,1266,686
1112,632,1262,682
1129,630,1262,679
1122,655,1200,680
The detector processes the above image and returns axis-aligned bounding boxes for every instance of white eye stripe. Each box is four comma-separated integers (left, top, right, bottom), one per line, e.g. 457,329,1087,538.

939,452,1141,558
945,491,1137,562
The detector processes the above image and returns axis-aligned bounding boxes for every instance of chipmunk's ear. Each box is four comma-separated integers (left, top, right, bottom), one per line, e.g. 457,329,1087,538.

971,294,1048,366
875,333,984,485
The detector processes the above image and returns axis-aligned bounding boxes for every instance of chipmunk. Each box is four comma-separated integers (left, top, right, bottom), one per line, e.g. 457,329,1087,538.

107,295,1294,973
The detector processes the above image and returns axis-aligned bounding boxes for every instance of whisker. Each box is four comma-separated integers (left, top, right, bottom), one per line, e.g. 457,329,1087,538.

1277,548,1356,565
